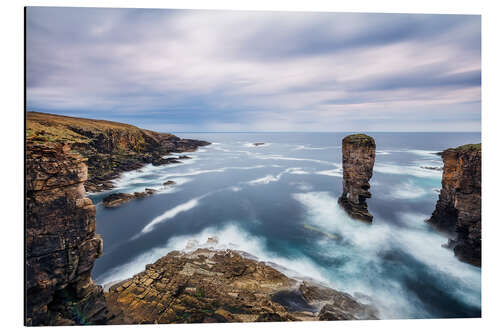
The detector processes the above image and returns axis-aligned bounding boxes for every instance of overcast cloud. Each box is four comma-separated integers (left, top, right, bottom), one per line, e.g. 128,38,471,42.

26,7,481,132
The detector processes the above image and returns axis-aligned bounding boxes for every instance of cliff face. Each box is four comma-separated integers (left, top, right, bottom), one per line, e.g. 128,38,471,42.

428,144,481,267
25,142,109,325
27,112,210,192
105,246,378,324
338,134,376,222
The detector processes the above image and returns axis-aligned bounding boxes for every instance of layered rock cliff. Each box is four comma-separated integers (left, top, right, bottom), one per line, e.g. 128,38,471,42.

105,246,378,324
25,142,109,325
338,134,376,222
27,112,210,192
428,144,481,267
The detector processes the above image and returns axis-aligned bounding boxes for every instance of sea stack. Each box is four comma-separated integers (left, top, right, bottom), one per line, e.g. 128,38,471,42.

338,134,376,223
428,144,481,267
25,142,109,325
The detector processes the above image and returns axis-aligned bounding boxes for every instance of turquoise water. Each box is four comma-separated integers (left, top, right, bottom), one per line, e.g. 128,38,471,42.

90,132,481,319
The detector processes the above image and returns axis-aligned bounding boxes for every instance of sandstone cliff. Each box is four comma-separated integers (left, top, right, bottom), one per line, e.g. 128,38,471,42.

105,246,378,324
25,142,109,325
428,144,481,267
338,134,376,222
27,112,210,192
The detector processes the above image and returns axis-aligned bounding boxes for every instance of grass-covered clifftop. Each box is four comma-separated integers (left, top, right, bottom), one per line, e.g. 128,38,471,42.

26,112,210,192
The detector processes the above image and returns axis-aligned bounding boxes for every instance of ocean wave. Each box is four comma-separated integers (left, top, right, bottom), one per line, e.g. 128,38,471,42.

293,191,481,318
316,169,343,178
141,198,200,234
294,145,340,151
96,224,328,287
391,181,429,199
247,168,311,185
374,163,442,179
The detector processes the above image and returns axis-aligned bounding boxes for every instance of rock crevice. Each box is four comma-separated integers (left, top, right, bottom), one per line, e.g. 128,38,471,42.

338,134,376,222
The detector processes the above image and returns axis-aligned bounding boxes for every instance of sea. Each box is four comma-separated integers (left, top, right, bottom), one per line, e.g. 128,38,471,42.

89,132,481,319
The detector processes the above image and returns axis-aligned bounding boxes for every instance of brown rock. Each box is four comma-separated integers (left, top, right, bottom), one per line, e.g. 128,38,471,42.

105,246,378,324
25,142,109,326
428,144,481,266
102,189,157,208
338,134,376,222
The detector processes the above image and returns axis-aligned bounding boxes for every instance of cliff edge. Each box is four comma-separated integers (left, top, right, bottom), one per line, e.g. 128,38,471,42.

25,142,109,325
338,134,376,222
428,144,481,267
26,112,210,192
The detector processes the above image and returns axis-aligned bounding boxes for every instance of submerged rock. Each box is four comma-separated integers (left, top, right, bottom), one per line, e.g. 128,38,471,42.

105,246,378,324
428,143,481,266
338,134,376,222
102,188,157,208
163,180,177,186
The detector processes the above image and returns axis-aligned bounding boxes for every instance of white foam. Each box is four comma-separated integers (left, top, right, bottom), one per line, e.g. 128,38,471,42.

295,145,339,150
96,224,328,287
141,198,200,234
248,174,280,185
247,168,310,185
391,181,428,199
374,163,442,179
316,169,343,177
293,191,481,317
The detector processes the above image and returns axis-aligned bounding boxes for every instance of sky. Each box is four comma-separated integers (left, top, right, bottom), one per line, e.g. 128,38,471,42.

26,7,481,132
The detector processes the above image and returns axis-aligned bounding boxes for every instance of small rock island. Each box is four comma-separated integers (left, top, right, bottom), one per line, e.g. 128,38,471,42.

338,134,376,223
428,144,481,267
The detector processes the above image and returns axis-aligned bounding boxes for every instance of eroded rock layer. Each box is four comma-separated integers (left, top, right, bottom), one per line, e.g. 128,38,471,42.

27,112,210,192
428,144,481,267
25,142,109,325
338,134,376,222
105,247,378,324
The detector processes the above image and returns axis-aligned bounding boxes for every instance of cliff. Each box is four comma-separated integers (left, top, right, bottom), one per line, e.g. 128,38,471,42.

105,245,378,324
428,144,481,267
26,112,210,192
25,142,109,325
338,134,376,222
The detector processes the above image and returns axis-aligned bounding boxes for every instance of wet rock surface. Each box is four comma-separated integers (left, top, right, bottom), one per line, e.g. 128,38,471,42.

105,246,378,324
102,189,157,208
338,134,376,222
428,144,481,266
25,142,110,326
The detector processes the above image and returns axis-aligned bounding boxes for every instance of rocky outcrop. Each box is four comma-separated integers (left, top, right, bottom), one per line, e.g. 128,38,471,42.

338,134,376,222
102,189,157,208
27,112,210,192
428,144,481,267
25,142,109,325
105,245,377,324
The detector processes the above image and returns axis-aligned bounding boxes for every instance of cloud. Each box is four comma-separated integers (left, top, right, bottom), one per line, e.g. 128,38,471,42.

26,7,481,131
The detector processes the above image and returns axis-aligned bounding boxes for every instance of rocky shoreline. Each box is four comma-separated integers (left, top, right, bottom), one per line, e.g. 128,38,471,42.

105,245,378,324
27,112,210,193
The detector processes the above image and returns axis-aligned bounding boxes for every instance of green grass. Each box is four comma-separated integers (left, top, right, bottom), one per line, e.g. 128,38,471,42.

343,133,375,146
455,143,481,151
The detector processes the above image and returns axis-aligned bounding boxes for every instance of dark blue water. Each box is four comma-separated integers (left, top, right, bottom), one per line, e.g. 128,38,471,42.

90,132,481,319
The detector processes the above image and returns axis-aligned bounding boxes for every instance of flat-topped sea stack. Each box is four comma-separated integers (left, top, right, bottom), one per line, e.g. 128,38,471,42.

428,144,481,267
338,134,376,223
